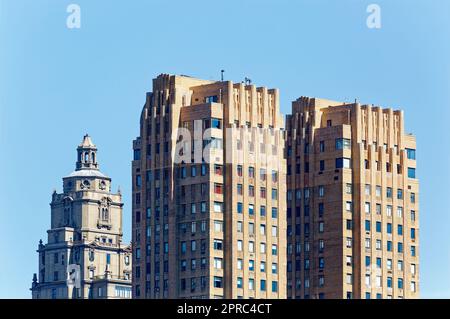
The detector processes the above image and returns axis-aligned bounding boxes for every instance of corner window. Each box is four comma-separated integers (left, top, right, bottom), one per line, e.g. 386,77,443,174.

336,158,351,169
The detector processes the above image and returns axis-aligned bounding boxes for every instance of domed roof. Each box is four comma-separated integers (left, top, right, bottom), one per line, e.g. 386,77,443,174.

65,169,108,178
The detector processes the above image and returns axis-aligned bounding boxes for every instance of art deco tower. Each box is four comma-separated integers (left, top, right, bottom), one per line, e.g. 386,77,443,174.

31,135,132,299
132,74,287,299
285,97,419,299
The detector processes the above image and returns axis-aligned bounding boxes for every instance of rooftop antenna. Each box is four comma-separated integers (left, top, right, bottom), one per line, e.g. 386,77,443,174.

221,69,225,82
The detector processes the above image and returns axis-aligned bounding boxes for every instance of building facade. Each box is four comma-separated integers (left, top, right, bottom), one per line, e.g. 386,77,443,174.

31,135,132,299
285,97,419,299
132,74,287,299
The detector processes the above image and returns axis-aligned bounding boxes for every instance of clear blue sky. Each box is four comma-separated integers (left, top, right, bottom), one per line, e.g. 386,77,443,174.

0,0,449,298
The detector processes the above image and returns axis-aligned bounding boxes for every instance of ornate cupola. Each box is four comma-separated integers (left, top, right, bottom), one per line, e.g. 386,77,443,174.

76,134,99,171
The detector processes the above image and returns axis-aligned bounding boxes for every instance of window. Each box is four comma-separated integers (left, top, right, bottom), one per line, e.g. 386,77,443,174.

346,201,353,212
319,203,324,217
376,186,381,197
260,187,266,198
376,276,381,288
214,183,223,194
214,221,223,232
214,164,223,176
365,275,371,287
272,244,278,255
406,148,416,160
237,202,243,214
387,259,392,270
260,206,266,217
376,204,381,215
376,258,382,268
365,220,371,232
271,208,278,218
318,185,324,197
272,281,278,293
246,185,255,199
365,238,371,249
237,184,243,195
249,279,255,290
237,221,243,233
408,168,416,179
336,157,351,169
398,224,403,236
260,168,266,180
319,141,325,152
272,226,277,236
411,228,416,239
387,205,392,217
249,223,255,235
398,278,404,289
346,183,352,194
261,261,266,272
365,202,371,214
237,259,243,270
214,276,223,288
346,219,353,230
249,166,255,178
387,241,392,252
213,202,222,213
237,165,243,177
397,189,403,200
376,221,382,233
213,239,223,250
237,240,243,251
260,243,266,254
249,241,255,253
376,240,381,250
386,223,391,234
272,170,278,182
237,277,243,289
411,264,416,275
211,118,222,129
249,260,255,271
260,280,266,291
336,138,351,150
319,257,324,269
319,160,325,171
411,210,416,221
271,189,278,201
249,204,254,215
365,185,371,196
387,187,392,198
387,277,392,288
397,206,403,218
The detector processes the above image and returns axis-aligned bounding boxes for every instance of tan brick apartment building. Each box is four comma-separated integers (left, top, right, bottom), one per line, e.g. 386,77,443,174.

285,97,419,299
131,74,419,299
132,74,287,299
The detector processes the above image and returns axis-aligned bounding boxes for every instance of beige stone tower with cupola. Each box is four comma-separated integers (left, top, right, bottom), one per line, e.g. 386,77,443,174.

31,135,132,299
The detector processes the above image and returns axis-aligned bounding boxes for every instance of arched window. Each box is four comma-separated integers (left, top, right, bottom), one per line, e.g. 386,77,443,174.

84,152,89,162
91,152,95,163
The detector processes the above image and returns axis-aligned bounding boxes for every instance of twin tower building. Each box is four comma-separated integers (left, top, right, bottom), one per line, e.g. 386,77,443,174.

32,74,419,299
